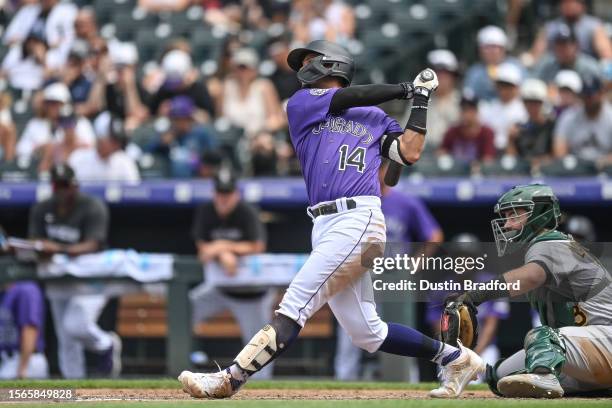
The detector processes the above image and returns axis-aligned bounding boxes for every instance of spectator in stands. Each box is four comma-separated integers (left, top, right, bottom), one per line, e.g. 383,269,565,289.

526,0,612,62
69,112,140,183
146,96,218,178
190,168,274,379
198,149,224,179
74,7,100,51
321,0,356,45
0,91,16,162
220,48,286,138
64,44,93,108
438,92,496,164
553,69,582,118
17,82,95,160
0,281,48,379
478,62,528,151
147,49,215,121
266,39,301,102
553,76,612,167
533,24,601,84
28,164,121,379
507,78,554,166
3,0,78,71
403,49,460,150
81,42,147,131
464,26,525,101
37,110,90,173
1,32,48,93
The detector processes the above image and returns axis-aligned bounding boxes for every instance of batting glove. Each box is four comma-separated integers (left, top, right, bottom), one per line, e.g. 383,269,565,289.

413,68,438,98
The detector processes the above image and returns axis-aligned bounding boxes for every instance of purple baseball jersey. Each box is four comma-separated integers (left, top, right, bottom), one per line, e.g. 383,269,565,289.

382,189,440,243
286,88,403,205
0,281,45,353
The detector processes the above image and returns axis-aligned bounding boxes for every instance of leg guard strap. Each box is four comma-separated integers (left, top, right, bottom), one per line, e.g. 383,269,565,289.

524,326,567,376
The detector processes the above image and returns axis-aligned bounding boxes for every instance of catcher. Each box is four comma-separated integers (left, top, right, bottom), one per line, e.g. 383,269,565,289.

435,183,612,398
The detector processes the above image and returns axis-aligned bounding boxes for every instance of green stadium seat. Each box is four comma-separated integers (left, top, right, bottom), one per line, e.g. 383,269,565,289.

130,122,158,149
113,13,138,41
190,28,223,64
94,0,134,26
137,154,170,179
135,28,161,62
480,156,531,177
538,156,597,177
0,158,38,182
409,155,471,177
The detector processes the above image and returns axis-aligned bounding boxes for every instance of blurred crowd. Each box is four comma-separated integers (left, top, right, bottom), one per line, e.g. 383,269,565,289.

0,0,610,180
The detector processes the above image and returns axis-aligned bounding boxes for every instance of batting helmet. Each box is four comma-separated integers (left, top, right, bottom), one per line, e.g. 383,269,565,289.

287,40,355,86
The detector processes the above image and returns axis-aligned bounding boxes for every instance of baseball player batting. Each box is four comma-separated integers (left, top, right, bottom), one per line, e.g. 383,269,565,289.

440,184,612,398
179,40,483,398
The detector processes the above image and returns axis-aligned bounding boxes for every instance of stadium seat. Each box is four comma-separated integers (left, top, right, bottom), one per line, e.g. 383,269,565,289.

0,158,38,182
137,154,171,179
130,122,158,149
135,28,162,62
409,155,471,177
480,156,531,177
538,156,597,177
95,0,135,26
190,28,223,64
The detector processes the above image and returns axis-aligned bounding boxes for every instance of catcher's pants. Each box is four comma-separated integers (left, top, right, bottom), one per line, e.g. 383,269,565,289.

497,325,612,393
276,196,389,353
50,295,113,379
0,352,48,379
190,286,276,379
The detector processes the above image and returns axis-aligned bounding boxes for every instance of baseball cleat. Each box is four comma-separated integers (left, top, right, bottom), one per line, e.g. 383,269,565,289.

429,342,486,398
497,373,564,398
178,368,242,399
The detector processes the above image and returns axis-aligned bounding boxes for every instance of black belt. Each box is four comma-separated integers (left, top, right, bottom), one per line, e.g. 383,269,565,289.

308,199,356,218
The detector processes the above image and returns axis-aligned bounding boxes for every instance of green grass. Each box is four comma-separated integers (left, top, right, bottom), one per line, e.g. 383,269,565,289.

0,400,610,408
0,378,490,391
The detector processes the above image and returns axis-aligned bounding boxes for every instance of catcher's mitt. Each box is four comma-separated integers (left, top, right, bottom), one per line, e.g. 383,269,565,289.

440,294,479,349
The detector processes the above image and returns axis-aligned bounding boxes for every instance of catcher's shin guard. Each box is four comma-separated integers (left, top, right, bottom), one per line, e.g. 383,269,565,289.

524,326,567,376
234,314,300,374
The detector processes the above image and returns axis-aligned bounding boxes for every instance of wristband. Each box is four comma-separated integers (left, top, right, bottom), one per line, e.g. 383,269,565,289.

405,93,429,134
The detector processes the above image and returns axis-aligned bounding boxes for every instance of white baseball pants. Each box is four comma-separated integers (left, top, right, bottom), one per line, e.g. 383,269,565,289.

0,352,49,379
49,295,113,378
276,196,389,353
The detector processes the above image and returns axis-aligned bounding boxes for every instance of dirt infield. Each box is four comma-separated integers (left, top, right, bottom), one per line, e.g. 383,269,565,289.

76,388,496,400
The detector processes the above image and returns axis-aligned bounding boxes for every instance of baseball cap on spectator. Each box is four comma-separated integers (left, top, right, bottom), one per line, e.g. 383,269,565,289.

162,50,192,79
495,63,521,86
232,48,260,69
581,75,603,96
552,23,576,43
69,41,89,61
50,163,77,186
460,89,479,108
427,49,458,74
214,167,237,193
109,42,138,66
477,26,508,48
520,78,548,102
168,96,195,119
43,82,71,104
94,111,127,146
555,70,582,94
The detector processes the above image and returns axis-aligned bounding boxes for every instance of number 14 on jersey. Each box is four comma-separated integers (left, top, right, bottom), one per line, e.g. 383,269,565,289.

338,145,366,173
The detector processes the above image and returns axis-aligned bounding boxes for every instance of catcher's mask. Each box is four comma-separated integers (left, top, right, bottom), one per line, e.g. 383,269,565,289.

287,40,355,87
491,184,561,256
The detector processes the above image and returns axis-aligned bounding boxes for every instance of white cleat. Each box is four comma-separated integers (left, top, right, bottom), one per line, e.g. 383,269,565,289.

429,342,486,398
178,369,240,399
497,373,564,398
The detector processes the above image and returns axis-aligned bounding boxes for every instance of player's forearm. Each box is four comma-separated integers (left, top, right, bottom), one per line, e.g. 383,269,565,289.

219,240,266,256
329,83,412,114
18,326,38,378
64,240,101,257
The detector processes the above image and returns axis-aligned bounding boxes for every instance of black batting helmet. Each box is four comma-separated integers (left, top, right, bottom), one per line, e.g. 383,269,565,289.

287,40,355,86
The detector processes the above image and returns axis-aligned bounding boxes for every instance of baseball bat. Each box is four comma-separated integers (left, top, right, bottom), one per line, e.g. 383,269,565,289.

384,162,402,186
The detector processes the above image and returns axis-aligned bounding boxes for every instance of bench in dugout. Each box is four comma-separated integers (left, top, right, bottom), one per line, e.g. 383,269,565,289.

117,292,334,375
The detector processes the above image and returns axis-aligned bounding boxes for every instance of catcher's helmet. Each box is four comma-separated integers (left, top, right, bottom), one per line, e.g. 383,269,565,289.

491,183,561,256
287,40,355,86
